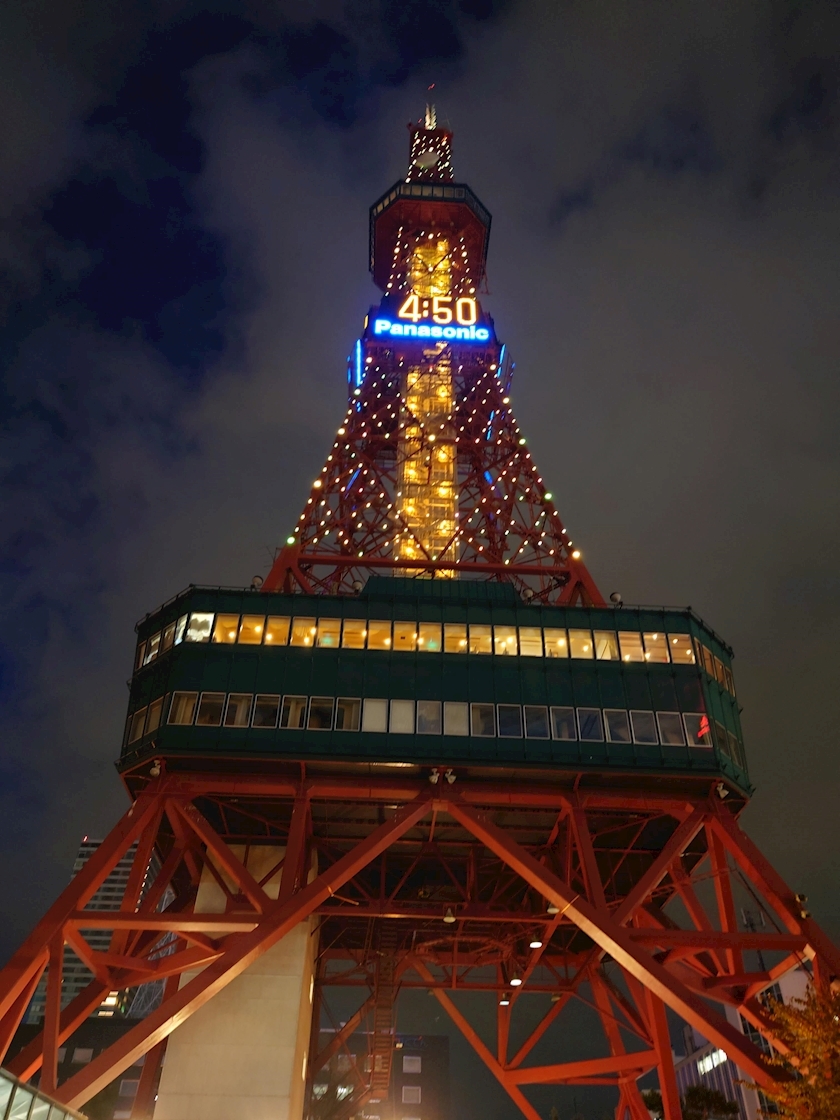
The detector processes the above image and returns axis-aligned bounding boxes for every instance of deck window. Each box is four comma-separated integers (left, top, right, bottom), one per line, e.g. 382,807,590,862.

470,703,495,736
578,708,604,741
308,697,334,729
494,626,518,655
443,702,469,735
264,616,291,645
238,615,266,644
550,707,577,740
174,614,188,645
443,623,467,653
367,620,392,650
630,711,658,745
684,713,712,747
605,709,631,743
252,695,280,728
362,698,388,732
524,705,550,738
518,627,543,656
161,621,176,653
280,696,307,729
668,634,695,664
212,615,239,644
146,697,164,734
128,708,147,743
196,693,225,726
619,632,645,662
135,641,146,670
291,618,317,647
185,613,213,642
335,697,361,731
569,629,594,659
594,631,619,660
341,619,367,648
316,619,341,648
469,625,492,654
643,633,669,663
497,704,523,737
224,694,253,727
144,632,160,664
169,692,198,725
418,623,442,652
393,622,417,652
417,700,442,734
390,699,415,733
543,628,568,657
657,712,685,746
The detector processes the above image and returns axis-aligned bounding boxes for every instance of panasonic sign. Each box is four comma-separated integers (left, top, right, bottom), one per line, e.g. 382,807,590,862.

372,318,492,343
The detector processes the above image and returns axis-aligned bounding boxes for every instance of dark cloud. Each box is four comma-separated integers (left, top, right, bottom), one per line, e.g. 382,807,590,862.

1,2,840,1116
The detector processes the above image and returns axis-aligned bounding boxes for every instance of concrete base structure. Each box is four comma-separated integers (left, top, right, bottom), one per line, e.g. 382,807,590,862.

153,846,317,1120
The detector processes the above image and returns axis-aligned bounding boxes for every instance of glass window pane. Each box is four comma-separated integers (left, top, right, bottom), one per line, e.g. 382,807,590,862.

264,616,291,645
668,634,695,664
550,707,577,740
128,708,146,743
280,696,307,729
543,629,568,657
135,641,146,670
367,620,392,650
605,710,631,743
30,1100,51,1120
291,618,317,646
497,704,523,737
714,720,730,757
196,693,225,726
594,631,618,660
8,1085,35,1120
390,699,415,733
212,614,240,644
335,698,361,731
362,698,388,732
174,614,188,645
48,1108,68,1120
518,627,543,656
0,1077,13,1114
684,713,712,747
630,711,658,744
393,622,417,652
252,694,280,728
443,623,467,653
416,700,441,734
308,697,334,729
524,705,550,738
418,623,442,652
619,632,645,662
724,666,735,695
643,632,669,663
403,1055,422,1074
316,619,341,648
569,629,594,658
578,708,604,741
713,656,727,685
224,694,252,727
470,703,495,736
169,692,197,725
657,712,685,746
469,625,492,654
443,702,469,735
700,644,716,677
161,621,176,652
341,619,367,649
143,632,161,664
146,697,163,733
238,615,266,644
494,626,518,655
185,613,213,642
728,730,744,768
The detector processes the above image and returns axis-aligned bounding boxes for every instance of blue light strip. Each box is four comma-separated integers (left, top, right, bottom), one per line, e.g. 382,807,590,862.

372,318,491,343
355,339,363,386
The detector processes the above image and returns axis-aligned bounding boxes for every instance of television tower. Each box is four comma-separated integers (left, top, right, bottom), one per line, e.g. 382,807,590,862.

0,111,838,1120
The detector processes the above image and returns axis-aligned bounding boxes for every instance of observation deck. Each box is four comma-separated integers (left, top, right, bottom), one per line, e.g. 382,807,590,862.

121,577,747,797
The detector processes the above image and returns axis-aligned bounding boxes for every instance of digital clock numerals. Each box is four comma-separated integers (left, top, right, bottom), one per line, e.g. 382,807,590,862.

397,294,478,326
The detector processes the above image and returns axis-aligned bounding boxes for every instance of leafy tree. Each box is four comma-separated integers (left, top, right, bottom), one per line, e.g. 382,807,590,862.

642,1088,663,1118
745,984,840,1119
681,1084,739,1119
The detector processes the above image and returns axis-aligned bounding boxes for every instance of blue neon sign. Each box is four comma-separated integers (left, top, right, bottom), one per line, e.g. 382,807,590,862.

372,317,492,343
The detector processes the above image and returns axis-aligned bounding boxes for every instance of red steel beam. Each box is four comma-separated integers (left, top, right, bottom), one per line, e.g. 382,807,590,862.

510,1051,657,1084
55,795,433,1107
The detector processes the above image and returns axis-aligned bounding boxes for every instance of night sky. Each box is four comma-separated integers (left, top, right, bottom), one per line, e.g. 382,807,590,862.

2,2,840,1116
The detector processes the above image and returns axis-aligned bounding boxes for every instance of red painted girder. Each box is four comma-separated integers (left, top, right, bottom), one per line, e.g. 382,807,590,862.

510,1052,657,1084
56,794,433,1108
442,797,780,1089
627,929,807,951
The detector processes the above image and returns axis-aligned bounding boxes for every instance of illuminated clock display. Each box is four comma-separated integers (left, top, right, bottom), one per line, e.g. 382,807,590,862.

397,294,477,325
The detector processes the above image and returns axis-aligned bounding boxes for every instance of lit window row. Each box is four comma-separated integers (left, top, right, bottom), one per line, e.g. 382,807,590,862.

128,691,719,749
136,613,733,677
